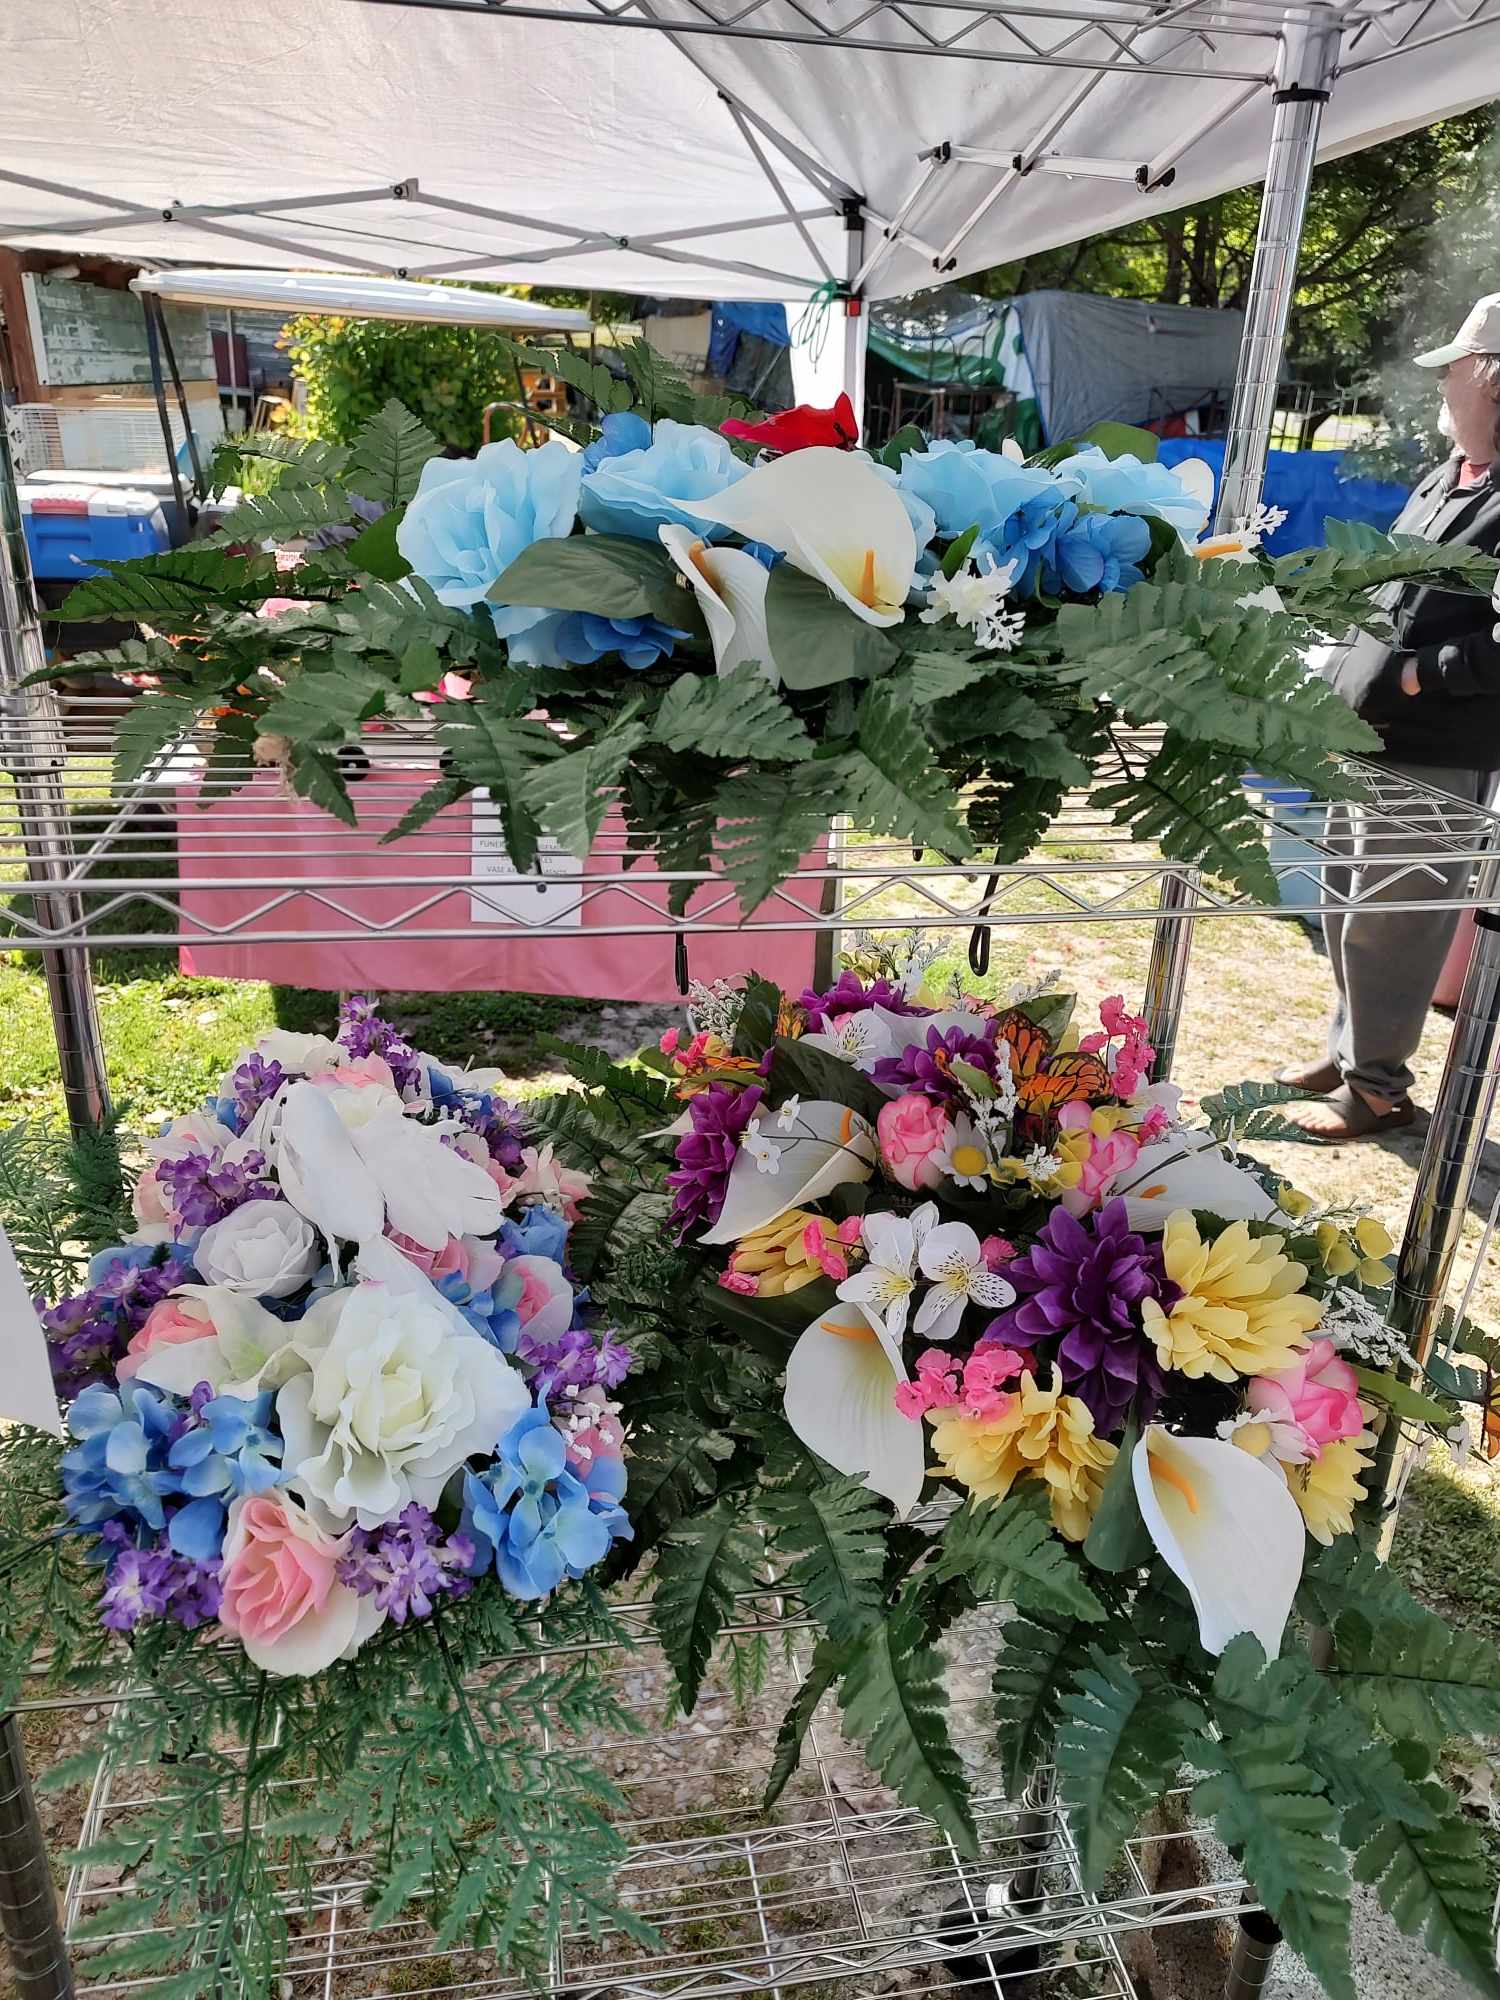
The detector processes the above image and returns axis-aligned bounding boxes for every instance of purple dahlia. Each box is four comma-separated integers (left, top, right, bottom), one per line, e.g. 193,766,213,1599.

870,1022,1002,1105
987,1198,1170,1435
666,1082,764,1241
797,972,929,1033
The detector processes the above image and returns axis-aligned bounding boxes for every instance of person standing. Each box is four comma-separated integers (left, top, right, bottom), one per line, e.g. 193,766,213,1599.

1286,295,1500,1140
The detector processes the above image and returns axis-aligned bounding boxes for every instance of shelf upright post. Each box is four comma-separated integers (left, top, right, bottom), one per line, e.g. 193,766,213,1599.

1213,10,1341,534
1142,868,1201,1083
0,400,112,1136
0,1711,74,1999
1374,865,1500,1545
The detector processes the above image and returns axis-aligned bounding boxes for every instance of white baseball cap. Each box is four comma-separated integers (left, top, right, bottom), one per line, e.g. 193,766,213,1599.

1414,292,1500,369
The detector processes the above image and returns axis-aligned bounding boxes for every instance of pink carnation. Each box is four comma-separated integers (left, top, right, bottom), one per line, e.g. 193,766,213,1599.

1248,1337,1365,1458
980,1234,1017,1269
718,1269,760,1296
877,1092,950,1193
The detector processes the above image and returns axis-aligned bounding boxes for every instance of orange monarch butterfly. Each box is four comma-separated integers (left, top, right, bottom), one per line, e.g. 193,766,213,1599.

993,1010,1111,1114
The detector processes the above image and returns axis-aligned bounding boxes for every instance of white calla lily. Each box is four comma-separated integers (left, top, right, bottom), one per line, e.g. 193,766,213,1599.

700,1099,875,1246
1111,1128,1282,1233
1132,1426,1304,1658
783,1300,925,1516
690,447,916,628
659,524,779,682
1169,457,1217,523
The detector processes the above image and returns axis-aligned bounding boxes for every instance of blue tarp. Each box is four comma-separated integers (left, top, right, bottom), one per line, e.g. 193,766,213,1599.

709,301,790,377
1156,437,1409,553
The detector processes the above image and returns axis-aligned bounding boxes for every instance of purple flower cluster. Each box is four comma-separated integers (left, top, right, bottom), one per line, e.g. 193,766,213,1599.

223,1053,285,1130
460,1094,526,1173
871,1022,1002,1105
518,1323,632,1403
337,1504,475,1624
797,971,929,1032
339,994,424,1096
155,1148,280,1230
988,1198,1170,1435
98,1530,223,1633
43,1250,196,1397
667,1082,765,1240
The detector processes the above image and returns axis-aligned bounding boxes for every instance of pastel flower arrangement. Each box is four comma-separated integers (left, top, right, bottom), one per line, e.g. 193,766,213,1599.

642,958,1450,1665
42,999,632,1676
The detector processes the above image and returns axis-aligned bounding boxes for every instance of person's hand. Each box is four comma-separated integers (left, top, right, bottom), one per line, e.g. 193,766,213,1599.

1400,657,1422,697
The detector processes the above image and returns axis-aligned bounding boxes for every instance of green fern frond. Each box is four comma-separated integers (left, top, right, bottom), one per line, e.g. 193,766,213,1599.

1331,1609,1500,1748
762,1474,889,1643
838,1601,977,1857
992,1609,1100,1794
1352,1777,1500,1999
1055,1646,1194,1887
651,1498,760,1712
934,1493,1107,1622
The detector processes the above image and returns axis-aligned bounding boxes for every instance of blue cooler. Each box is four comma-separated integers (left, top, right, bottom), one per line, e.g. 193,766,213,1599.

20,482,171,579
1243,772,1328,929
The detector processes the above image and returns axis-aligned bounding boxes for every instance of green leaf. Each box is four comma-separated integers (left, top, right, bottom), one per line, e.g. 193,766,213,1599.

197,708,258,805
764,1636,849,1809
903,650,995,706
1094,736,1279,901
711,766,831,912
1353,1782,1500,1999
343,398,441,507
1295,1536,1435,1633
992,1611,1100,1793
837,682,976,858
111,694,198,788
764,566,901,690
258,657,392,747
838,1602,977,1857
1055,1647,1193,1887
654,661,813,764
1083,1416,1154,1573
1193,1727,1354,2000
1349,1366,1452,1427
210,430,350,492
621,1418,736,1569
379,774,470,847
1031,420,1160,469
879,423,926,471
206,481,356,547
1331,1609,1500,1748
765,1035,886,1126
346,505,412,582
434,697,564,871
651,1498,760,1712
934,1493,1107,1621
56,547,276,622
287,745,356,826
525,718,649,859
762,1475,888,1644
490,533,700,632
941,524,981,579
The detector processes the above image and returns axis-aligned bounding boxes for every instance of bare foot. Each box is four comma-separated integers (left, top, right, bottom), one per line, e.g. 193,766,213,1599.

1285,1083,1414,1141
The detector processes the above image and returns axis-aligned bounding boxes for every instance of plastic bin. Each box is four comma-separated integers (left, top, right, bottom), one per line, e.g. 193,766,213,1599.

19,482,170,579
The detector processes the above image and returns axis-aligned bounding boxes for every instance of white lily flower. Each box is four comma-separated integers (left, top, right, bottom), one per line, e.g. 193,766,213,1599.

913,1220,1016,1341
742,1119,783,1176
1111,1128,1282,1233
783,1300,925,1517
836,1204,938,1343
800,1012,897,1071
1132,1426,1305,1658
690,447,917,628
700,1099,875,1246
658,523,779,683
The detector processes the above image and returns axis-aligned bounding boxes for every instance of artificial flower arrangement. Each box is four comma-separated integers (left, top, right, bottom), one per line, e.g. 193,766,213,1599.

45,346,1500,916
0,1001,649,1988
552,949,1500,2000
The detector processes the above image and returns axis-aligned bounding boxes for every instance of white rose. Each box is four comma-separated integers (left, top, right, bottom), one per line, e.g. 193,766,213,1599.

193,1199,323,1298
254,1030,344,1076
276,1281,529,1530
146,1108,236,1164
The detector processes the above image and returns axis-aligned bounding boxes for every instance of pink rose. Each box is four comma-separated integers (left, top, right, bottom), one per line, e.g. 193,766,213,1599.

117,1296,212,1381
505,1255,573,1342
218,1492,368,1676
877,1093,950,1192
1248,1337,1365,1457
131,1164,172,1228
313,1055,396,1093
1056,1102,1142,1218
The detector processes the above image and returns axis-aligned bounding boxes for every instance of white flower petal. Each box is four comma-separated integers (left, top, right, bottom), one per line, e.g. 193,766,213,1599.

659,524,779,682
276,1082,385,1247
912,1289,967,1343
1132,1427,1304,1658
970,1271,1018,1311
690,448,916,628
1170,457,1217,520
1114,1128,1282,1233
917,1220,982,1280
700,1100,876,1246
784,1302,924,1516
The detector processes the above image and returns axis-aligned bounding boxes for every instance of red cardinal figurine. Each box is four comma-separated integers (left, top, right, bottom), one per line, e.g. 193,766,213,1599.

721,392,859,453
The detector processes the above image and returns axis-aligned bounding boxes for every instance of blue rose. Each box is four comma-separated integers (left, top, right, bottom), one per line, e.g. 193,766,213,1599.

396,438,581,649
518,609,690,672
580,410,652,472
897,438,1067,543
500,1203,571,1265
1051,447,1208,538
579,419,748,542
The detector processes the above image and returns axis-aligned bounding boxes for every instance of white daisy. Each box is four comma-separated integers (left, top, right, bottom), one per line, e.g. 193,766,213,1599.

932,1113,993,1192
775,1094,802,1133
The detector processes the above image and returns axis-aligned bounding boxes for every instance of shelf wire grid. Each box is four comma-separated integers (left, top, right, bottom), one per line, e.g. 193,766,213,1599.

5,696,1500,951
32,1593,1249,2000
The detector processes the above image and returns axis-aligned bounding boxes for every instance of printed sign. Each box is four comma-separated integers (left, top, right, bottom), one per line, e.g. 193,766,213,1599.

470,792,584,929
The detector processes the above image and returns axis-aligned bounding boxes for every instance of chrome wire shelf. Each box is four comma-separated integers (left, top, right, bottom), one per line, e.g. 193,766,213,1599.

37,1595,1244,2000
5,696,1500,952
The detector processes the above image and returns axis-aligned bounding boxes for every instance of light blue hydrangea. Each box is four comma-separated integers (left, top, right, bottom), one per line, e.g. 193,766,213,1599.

1041,508,1153,597
396,438,582,649
460,1405,630,1600
578,419,747,542
896,438,1067,543
1050,447,1208,538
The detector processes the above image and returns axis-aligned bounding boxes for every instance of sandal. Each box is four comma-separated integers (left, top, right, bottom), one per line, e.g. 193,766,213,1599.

1276,1058,1341,1094
1286,1084,1415,1141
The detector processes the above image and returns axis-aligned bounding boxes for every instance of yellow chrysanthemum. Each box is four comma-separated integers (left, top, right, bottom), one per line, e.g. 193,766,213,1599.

1287,1431,1374,1544
1141,1212,1324,1383
929,1370,1116,1542
729,1209,858,1296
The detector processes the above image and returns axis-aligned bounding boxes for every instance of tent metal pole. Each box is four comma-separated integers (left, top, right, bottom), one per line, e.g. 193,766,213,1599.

1212,11,1340,533
0,390,111,1137
841,199,868,426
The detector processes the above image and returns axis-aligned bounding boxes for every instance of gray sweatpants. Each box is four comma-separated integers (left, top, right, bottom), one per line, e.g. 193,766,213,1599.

1322,760,1495,1103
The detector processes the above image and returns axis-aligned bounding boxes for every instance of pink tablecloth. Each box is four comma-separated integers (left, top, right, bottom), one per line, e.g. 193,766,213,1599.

176,769,824,1003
